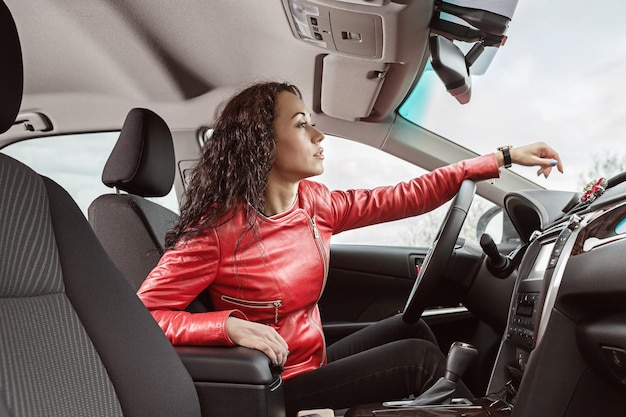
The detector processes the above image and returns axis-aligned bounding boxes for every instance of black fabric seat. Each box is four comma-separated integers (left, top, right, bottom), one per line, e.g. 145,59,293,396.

0,4,201,416
88,108,215,311
88,107,179,291
87,109,286,416
0,153,202,417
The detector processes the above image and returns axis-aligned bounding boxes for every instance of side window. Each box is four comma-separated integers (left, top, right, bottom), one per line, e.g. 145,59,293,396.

1,133,178,217
317,136,504,247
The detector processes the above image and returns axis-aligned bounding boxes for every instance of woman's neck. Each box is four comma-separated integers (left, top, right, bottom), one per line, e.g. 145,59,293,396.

263,179,299,217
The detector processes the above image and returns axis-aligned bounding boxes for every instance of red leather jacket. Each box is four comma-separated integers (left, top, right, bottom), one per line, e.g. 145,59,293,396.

137,154,500,380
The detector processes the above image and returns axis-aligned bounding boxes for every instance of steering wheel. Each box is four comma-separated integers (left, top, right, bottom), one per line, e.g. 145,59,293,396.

402,179,476,324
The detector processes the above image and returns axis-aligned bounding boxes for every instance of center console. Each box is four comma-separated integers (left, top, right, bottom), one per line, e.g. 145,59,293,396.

504,229,561,370
490,189,626,416
487,215,574,396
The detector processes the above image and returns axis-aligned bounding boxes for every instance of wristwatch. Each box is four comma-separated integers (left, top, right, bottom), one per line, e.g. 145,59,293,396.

498,145,513,168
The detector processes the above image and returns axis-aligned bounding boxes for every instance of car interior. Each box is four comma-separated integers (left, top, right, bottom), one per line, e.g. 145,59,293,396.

1,1,626,417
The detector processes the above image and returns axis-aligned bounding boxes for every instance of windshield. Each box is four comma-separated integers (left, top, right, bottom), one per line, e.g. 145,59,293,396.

400,0,626,193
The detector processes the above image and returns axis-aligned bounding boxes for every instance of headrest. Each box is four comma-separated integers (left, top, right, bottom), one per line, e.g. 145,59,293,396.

0,1,23,134
102,108,175,197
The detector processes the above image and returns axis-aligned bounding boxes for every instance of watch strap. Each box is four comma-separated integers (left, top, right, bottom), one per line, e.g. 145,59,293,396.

498,146,513,168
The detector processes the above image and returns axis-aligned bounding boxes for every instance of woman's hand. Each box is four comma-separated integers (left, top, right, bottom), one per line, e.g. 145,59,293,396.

226,316,290,367
499,142,564,178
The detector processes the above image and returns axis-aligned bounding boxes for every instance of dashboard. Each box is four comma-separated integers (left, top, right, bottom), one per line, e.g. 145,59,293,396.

487,176,626,417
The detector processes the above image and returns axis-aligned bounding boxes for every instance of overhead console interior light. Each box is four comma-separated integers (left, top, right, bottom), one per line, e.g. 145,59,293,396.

288,1,327,48
282,0,384,58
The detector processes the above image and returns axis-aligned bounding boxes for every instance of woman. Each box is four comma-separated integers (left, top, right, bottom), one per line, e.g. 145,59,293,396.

137,82,563,415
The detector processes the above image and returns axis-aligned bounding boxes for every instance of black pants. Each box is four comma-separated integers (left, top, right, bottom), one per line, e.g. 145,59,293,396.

283,314,471,416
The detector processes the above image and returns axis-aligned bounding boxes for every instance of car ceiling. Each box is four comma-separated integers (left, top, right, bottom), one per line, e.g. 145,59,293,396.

2,0,538,202
2,0,434,142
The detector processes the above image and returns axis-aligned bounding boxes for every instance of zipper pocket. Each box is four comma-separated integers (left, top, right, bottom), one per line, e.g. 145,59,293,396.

221,295,282,324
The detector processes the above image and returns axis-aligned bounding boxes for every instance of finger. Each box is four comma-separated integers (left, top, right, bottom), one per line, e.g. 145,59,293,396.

274,350,287,367
256,340,288,366
268,330,289,351
534,157,557,168
248,337,282,363
537,165,553,178
260,325,289,351
538,157,564,177
270,345,289,367
268,339,289,366
555,157,564,173
259,332,289,365
249,340,280,365
539,144,564,173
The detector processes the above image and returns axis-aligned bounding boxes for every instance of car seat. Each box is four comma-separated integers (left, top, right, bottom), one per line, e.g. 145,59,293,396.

0,153,204,417
88,107,178,292
0,3,201,415
87,108,286,416
88,108,218,312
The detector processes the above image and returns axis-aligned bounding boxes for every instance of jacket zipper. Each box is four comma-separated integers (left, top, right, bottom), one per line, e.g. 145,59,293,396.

310,217,328,280
221,295,282,324
310,216,328,365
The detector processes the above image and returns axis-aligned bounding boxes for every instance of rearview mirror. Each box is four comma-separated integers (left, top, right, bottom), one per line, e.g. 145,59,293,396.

429,35,471,104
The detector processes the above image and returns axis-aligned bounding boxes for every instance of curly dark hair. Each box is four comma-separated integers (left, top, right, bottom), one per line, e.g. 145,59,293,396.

165,81,302,249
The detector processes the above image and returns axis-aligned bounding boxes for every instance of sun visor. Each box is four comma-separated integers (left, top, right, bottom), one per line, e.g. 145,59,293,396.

321,55,388,121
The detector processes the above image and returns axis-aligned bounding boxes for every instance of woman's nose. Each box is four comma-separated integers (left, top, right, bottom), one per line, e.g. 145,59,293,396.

311,125,324,142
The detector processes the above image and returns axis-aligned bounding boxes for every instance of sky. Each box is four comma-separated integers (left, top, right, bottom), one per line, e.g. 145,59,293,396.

401,0,626,193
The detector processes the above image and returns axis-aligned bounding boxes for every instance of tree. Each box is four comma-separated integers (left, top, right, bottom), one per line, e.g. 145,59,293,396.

578,151,626,189
398,197,492,247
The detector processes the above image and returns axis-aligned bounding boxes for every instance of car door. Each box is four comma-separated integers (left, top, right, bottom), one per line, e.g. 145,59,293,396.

321,244,425,345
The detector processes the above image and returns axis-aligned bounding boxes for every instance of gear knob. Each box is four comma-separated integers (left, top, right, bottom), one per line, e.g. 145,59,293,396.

444,341,478,383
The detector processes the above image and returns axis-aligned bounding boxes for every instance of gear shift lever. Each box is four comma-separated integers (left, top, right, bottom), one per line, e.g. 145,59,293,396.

445,341,478,383
383,342,477,407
